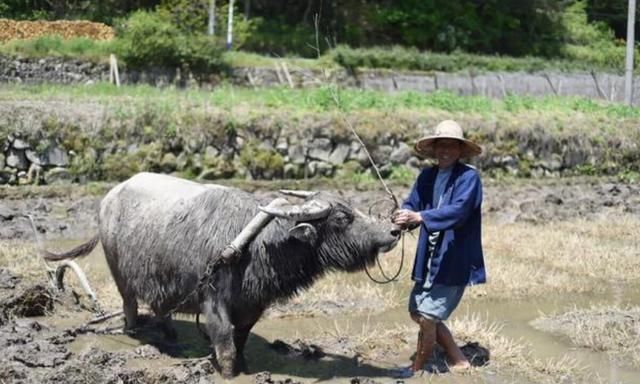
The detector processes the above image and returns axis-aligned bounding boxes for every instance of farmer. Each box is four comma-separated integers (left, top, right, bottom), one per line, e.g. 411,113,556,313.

392,119,486,377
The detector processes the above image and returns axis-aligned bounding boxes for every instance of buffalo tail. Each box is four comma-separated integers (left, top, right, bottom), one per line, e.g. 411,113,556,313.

42,235,100,261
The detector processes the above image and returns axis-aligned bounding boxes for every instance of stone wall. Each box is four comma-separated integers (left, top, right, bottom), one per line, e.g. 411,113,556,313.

0,126,422,186
1,55,639,105
1,102,639,186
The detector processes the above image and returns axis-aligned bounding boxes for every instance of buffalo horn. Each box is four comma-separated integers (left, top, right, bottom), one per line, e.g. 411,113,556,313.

259,200,331,221
278,189,317,198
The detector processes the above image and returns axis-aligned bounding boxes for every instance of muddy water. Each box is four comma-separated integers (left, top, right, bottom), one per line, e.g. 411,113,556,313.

41,238,640,384
463,286,640,384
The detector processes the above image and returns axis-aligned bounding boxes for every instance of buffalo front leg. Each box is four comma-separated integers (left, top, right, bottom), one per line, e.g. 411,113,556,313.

233,314,261,374
204,300,237,378
231,307,264,374
233,325,251,373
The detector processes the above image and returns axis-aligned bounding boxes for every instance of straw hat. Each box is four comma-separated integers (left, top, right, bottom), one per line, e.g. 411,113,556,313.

415,120,482,158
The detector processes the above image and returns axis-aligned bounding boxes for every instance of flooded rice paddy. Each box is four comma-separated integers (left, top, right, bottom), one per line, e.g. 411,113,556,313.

2,179,640,383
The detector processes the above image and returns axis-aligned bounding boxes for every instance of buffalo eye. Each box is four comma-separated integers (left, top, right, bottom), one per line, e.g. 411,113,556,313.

332,210,353,227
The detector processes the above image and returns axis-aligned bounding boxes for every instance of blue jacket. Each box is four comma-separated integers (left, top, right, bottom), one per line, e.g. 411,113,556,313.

402,162,486,287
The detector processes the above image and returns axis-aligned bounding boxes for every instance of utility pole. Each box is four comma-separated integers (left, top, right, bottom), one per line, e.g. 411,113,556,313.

208,0,216,35
624,0,636,105
227,0,234,50
244,0,251,20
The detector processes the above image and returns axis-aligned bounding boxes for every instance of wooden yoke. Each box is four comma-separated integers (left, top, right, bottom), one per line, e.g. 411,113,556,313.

220,198,290,262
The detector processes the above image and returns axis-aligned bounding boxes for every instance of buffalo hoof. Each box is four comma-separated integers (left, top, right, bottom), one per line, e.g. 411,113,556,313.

217,357,236,379
220,366,235,379
234,357,248,374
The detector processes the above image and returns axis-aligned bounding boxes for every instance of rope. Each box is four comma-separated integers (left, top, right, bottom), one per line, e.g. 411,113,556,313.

165,247,239,318
364,232,406,284
327,86,409,284
328,87,400,209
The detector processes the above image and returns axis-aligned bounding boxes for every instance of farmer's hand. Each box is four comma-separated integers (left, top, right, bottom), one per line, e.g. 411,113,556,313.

392,209,423,226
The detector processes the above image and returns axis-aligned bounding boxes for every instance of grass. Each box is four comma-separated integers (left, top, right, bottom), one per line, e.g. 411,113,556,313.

1,35,634,75
0,241,45,281
5,83,640,123
304,313,597,383
479,215,640,299
0,182,112,200
450,314,598,384
3,83,640,144
532,305,640,369
0,35,114,62
223,51,334,70
328,45,636,75
268,271,402,319
3,82,640,118
3,207,639,383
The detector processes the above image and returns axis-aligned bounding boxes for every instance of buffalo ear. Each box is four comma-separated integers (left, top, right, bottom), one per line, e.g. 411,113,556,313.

288,223,318,244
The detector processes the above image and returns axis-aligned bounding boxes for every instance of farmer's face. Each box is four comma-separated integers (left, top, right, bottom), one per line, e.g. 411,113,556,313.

434,139,462,168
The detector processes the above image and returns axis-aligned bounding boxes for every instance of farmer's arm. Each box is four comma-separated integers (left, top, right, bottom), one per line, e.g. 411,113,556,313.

393,170,429,228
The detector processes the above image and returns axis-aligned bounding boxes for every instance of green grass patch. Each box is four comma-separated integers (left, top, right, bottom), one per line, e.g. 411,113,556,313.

2,83,639,120
1,36,635,76
3,84,640,183
224,51,334,70
327,45,635,74
0,35,115,62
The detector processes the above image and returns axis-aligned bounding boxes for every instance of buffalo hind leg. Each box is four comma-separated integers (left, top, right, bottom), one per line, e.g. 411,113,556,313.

123,297,139,331
104,251,139,332
204,300,236,378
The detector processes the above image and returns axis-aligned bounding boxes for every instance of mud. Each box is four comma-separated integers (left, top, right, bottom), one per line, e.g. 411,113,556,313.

1,178,638,241
0,314,217,384
0,268,216,384
0,272,492,383
0,195,99,241
1,178,639,383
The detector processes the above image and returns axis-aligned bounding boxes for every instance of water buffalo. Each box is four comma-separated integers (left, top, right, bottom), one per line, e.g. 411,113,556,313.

43,172,400,377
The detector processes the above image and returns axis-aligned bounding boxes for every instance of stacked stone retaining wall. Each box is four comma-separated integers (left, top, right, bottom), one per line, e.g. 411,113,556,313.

1,101,638,186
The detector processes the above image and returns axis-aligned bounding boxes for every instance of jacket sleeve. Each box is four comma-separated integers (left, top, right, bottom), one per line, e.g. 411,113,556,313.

401,170,427,211
420,170,482,232
401,182,421,211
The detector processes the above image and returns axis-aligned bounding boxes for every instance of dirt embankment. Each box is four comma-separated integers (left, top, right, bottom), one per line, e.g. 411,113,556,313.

1,178,638,241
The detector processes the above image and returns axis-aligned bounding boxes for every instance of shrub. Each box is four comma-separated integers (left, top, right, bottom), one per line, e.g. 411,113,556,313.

559,1,626,68
242,18,319,57
115,10,183,69
159,0,256,48
327,44,633,74
115,10,227,73
178,34,227,74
